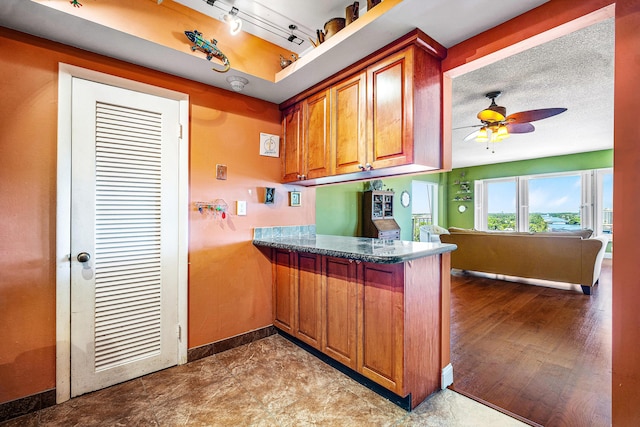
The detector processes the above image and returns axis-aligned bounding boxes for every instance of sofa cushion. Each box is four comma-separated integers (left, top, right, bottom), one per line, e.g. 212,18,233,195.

447,227,593,239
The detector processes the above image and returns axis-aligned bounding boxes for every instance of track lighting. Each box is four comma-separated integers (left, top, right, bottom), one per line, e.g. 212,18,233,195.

223,7,242,35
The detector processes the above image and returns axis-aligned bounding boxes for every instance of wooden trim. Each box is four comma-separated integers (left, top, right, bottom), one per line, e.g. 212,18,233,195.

449,387,544,427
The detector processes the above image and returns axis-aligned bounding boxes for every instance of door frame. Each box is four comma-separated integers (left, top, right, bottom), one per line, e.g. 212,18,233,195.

55,63,189,404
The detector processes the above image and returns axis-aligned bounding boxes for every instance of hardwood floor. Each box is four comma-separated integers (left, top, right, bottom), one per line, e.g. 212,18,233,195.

449,259,612,427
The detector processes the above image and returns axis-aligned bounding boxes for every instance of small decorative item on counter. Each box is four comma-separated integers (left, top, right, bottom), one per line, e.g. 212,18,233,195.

279,54,298,69
346,2,359,25
194,199,229,218
70,0,82,7
184,30,231,73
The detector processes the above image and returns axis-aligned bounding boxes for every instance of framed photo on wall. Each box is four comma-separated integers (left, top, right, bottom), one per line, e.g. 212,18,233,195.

289,191,301,207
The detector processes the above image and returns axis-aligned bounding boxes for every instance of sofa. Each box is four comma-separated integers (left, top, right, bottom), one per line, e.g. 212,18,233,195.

439,228,608,295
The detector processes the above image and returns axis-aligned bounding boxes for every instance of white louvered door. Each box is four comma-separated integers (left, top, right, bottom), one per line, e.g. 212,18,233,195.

70,78,180,397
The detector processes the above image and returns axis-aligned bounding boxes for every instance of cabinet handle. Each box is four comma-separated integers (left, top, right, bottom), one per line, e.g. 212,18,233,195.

357,164,365,171
297,174,306,180
365,163,373,171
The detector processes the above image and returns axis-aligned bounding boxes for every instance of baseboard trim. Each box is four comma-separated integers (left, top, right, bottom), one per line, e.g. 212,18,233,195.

441,363,454,389
187,325,277,362
448,386,544,427
0,389,56,423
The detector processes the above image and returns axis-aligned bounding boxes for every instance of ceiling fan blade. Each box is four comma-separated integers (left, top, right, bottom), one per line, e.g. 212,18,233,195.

506,108,567,123
463,129,482,141
507,122,535,134
453,124,482,131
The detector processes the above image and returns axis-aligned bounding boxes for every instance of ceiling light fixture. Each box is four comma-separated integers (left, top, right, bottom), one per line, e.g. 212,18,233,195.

198,0,312,46
226,75,249,92
223,7,242,35
287,24,304,45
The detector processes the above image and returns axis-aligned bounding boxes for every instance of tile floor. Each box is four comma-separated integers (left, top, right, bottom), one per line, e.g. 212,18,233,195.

1,335,527,426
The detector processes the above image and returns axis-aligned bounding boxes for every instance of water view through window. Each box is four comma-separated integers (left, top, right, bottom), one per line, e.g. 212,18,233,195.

529,175,582,232
481,169,612,236
488,175,582,232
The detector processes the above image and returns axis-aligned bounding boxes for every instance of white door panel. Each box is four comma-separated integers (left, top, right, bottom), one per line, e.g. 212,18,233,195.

70,78,180,396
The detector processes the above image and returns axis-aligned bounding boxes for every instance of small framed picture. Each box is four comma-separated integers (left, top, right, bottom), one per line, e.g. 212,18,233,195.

265,187,275,204
289,191,301,207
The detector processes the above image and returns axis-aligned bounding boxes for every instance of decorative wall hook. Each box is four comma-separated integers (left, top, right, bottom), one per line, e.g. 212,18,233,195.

194,199,229,218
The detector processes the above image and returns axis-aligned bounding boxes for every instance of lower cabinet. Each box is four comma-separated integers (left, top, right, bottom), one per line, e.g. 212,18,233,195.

358,262,405,394
294,252,322,348
322,256,358,370
272,249,323,349
271,250,443,408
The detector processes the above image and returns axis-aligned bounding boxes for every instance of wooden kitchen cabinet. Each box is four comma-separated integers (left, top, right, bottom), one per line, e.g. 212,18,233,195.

321,256,359,369
281,104,303,183
272,249,295,334
279,30,446,186
270,249,445,408
272,249,323,349
303,89,331,180
281,90,330,183
367,48,413,170
357,262,405,393
331,72,367,175
294,252,323,349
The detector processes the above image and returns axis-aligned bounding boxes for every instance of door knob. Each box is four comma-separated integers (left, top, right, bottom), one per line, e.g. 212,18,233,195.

77,252,91,263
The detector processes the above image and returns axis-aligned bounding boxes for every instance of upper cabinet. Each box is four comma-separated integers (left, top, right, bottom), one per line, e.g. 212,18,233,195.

280,29,447,186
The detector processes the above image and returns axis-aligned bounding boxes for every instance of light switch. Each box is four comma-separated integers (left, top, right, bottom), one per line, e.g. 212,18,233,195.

237,200,247,216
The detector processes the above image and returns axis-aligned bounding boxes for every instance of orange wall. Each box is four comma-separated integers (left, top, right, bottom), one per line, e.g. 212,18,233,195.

443,0,640,424
35,0,290,81
0,27,314,404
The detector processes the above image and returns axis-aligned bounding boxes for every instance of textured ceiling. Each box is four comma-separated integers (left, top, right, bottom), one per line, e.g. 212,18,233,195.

451,18,615,168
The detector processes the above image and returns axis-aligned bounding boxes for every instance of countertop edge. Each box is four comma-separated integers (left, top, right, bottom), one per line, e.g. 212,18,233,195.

252,237,457,264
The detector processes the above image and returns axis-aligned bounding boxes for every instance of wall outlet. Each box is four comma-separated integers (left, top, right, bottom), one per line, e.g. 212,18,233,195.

237,200,247,216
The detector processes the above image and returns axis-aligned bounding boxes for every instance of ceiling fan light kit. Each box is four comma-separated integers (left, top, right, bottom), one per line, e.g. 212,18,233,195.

460,91,567,152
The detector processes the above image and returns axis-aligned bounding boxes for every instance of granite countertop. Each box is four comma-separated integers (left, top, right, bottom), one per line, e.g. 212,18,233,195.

252,234,457,264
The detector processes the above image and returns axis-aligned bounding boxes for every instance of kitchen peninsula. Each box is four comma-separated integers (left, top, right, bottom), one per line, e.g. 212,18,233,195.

253,226,456,410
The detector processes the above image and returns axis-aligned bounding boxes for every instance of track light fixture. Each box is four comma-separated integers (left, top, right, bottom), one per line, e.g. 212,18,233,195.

223,7,242,35
199,0,311,46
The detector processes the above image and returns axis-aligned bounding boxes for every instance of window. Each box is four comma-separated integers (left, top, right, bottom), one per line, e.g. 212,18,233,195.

596,169,613,239
411,181,438,241
475,169,612,238
483,179,517,231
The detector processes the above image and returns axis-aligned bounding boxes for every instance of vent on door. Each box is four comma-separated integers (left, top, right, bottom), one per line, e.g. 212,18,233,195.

94,102,163,372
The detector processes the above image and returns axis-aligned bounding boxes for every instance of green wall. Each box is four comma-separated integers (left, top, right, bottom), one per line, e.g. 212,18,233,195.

316,172,444,241
316,149,613,240
447,149,613,229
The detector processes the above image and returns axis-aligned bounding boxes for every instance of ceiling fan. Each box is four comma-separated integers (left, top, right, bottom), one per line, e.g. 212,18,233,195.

458,91,567,150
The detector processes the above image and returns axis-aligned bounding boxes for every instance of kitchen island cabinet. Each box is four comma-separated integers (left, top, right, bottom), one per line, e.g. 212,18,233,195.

255,233,456,410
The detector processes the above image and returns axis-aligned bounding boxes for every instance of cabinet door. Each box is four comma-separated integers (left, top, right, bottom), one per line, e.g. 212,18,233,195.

322,257,358,369
331,72,367,175
367,47,414,169
281,103,303,182
303,89,331,179
273,249,295,334
295,253,323,349
357,262,405,394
